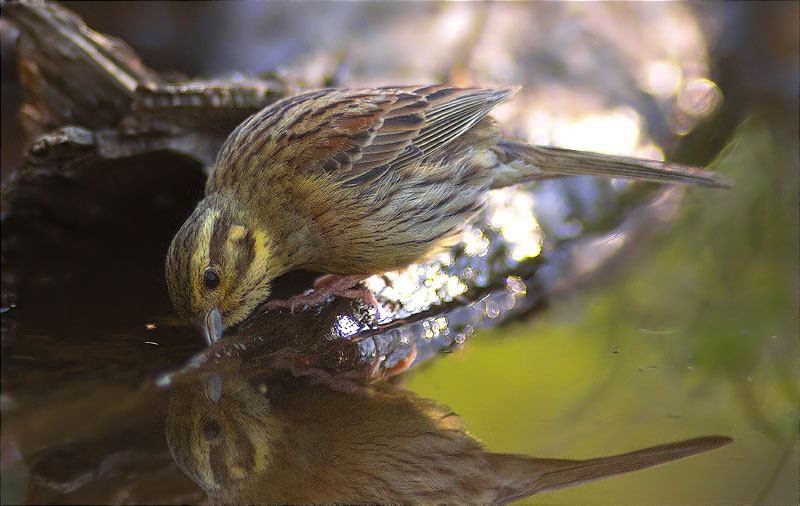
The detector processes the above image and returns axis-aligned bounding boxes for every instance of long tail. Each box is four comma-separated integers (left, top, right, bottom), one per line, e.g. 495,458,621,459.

489,435,732,504
492,140,732,189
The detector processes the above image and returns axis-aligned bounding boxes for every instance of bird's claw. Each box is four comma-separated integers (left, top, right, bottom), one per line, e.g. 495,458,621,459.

260,274,380,316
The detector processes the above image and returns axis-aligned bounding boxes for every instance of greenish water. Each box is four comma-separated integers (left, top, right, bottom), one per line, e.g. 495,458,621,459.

407,121,800,504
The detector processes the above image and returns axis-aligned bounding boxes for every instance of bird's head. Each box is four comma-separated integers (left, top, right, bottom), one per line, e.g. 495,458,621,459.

165,373,283,499
165,194,275,344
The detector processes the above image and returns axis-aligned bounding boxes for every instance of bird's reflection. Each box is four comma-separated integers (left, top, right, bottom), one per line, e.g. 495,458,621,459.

166,367,731,504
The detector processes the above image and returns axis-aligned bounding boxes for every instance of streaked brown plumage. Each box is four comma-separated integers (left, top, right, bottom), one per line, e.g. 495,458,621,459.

165,85,729,343
165,372,732,504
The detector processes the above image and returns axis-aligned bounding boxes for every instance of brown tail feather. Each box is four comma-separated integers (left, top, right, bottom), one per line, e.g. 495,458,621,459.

492,140,732,189
488,435,733,504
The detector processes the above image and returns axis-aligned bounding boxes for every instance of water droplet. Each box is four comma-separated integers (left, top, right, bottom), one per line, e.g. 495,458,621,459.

506,276,527,294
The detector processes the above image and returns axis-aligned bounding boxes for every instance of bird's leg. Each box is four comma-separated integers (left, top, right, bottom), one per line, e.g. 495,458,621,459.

270,343,417,395
262,274,380,313
380,343,418,377
354,341,418,378
272,352,372,395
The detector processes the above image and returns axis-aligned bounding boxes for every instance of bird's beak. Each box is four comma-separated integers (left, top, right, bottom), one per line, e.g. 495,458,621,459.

203,307,223,346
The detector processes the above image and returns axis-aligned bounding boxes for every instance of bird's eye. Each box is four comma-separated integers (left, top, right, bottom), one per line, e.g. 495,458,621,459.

203,420,221,442
203,269,221,290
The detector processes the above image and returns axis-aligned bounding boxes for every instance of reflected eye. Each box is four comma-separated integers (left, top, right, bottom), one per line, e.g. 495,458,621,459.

203,269,220,290
203,420,221,442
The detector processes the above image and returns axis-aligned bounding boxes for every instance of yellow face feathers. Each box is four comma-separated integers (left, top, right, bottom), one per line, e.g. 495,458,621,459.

166,375,283,496
165,194,277,335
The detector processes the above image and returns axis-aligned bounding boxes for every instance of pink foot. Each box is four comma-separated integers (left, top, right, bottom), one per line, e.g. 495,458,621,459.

262,274,380,314
357,341,417,378
271,352,371,394
381,342,417,377
270,343,418,395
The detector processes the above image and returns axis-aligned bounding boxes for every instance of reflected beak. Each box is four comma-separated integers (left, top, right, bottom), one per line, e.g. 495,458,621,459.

203,307,223,346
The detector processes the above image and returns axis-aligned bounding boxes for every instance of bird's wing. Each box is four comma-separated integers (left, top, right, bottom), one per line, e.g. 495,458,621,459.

214,85,516,187
337,85,517,185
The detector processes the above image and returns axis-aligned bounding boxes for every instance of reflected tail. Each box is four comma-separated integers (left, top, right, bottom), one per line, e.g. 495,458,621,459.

489,435,732,503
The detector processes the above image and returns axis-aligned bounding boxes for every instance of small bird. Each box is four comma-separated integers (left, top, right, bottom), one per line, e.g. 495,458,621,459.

165,372,732,504
165,85,729,344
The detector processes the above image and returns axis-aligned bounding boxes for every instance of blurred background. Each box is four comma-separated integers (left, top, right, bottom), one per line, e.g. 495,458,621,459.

1,1,798,504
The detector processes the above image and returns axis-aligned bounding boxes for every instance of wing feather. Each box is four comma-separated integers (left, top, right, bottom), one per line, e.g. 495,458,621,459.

214,85,517,188
338,86,516,184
